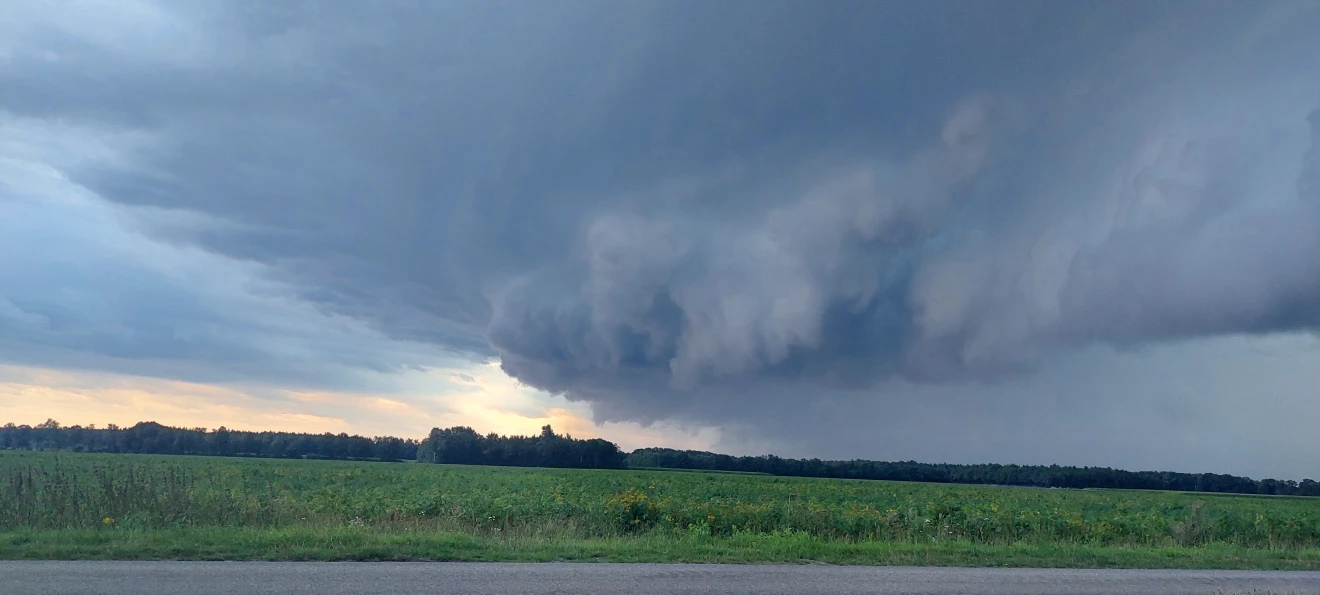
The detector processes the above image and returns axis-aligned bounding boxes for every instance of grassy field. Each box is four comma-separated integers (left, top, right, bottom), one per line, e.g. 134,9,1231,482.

3,451,1320,568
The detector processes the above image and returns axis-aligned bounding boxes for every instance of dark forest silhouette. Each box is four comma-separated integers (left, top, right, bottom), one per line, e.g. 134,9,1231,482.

3,419,1317,496
626,448,1320,497
417,425,625,469
0,420,419,462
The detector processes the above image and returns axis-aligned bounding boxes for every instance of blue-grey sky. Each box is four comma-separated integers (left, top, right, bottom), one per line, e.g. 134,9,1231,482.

3,0,1319,478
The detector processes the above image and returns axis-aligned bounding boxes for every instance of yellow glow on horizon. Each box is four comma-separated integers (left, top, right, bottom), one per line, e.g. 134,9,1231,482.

0,362,724,452
0,369,353,434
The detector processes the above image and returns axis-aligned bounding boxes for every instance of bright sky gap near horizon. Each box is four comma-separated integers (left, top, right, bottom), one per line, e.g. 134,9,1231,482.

2,1,1319,479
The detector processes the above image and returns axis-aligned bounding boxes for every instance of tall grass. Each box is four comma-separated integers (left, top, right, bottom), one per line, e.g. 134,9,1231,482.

2,455,298,530
3,451,1318,550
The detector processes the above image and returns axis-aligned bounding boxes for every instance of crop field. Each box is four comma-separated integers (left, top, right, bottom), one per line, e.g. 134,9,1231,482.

3,451,1320,567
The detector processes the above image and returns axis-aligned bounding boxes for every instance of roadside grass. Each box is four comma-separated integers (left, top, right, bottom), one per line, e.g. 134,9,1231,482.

5,527,1320,569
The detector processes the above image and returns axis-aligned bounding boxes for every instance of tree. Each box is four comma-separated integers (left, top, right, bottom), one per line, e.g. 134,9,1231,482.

415,426,624,469
0,421,418,462
621,447,1312,497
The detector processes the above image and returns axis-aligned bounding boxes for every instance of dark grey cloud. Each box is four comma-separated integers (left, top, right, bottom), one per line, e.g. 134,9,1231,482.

0,165,464,393
3,0,1320,474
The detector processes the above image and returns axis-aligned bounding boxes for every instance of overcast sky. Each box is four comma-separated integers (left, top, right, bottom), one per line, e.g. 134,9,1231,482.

3,1,1319,479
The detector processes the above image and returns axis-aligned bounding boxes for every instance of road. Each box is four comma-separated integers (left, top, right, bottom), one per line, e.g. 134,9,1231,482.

3,562,1319,595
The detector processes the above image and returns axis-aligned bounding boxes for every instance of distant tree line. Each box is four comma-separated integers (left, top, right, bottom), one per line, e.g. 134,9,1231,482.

417,425,626,469
625,448,1320,496
5,420,1317,496
0,420,418,462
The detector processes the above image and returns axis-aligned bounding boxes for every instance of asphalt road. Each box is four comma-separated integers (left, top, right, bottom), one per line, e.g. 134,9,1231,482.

3,562,1319,595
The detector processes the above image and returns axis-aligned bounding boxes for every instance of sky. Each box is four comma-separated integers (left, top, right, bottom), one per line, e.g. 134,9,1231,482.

2,1,1319,479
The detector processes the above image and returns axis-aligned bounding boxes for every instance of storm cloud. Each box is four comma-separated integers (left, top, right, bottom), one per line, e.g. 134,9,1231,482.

3,1,1320,475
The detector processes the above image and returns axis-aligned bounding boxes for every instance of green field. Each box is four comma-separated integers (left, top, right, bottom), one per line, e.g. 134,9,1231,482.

3,451,1320,568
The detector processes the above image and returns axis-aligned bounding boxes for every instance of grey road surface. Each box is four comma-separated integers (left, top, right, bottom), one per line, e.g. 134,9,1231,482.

3,562,1319,595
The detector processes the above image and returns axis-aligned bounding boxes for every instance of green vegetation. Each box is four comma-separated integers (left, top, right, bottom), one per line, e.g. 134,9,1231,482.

4,451,1320,567
1,420,421,462
627,447,1320,496
418,425,625,468
9,419,1320,497
9,528,1320,568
